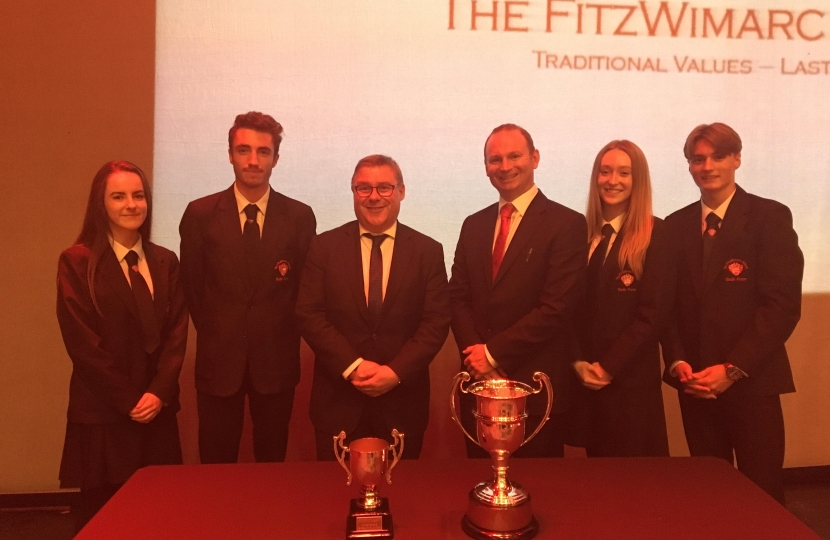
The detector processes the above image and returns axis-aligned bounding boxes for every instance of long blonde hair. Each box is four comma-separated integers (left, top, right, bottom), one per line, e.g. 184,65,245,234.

585,140,653,278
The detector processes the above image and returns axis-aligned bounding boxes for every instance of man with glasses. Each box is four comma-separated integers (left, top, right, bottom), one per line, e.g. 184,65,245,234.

296,154,450,459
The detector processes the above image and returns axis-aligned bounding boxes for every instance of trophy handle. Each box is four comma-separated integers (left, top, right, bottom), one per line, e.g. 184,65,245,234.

333,431,352,485
521,372,554,447
385,429,405,484
450,371,480,447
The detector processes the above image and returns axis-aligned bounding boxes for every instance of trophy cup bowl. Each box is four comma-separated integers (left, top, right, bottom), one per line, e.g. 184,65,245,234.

450,371,553,540
335,429,404,539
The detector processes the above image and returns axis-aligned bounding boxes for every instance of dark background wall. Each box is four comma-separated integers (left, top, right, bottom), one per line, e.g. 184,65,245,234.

0,0,156,491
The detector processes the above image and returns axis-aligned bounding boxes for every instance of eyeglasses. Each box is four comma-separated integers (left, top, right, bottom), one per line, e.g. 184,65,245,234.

352,184,399,198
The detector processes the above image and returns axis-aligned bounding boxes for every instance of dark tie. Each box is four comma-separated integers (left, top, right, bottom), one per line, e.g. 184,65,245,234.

492,203,514,279
243,204,261,278
124,250,160,354
702,212,721,269
364,233,388,323
587,223,615,289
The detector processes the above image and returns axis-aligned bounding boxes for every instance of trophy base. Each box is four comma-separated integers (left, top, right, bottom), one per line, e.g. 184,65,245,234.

346,498,394,539
461,490,538,540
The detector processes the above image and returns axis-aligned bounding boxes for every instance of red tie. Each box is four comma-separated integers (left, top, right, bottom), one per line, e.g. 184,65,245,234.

492,203,514,279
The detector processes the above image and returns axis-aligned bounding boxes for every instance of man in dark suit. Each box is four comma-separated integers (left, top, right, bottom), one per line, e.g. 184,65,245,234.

663,122,803,502
449,124,587,458
179,112,316,463
296,154,450,459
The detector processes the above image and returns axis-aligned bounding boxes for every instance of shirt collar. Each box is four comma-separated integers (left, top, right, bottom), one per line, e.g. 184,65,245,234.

701,188,736,222
234,183,270,217
110,235,145,263
359,221,398,240
604,212,627,235
499,184,539,217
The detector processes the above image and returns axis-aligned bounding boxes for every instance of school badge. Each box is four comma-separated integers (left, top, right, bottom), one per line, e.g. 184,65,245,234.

275,260,291,281
616,271,636,291
724,259,748,281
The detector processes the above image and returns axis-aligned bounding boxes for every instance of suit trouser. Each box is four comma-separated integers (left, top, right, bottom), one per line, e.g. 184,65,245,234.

315,402,424,461
197,369,295,464
678,392,785,503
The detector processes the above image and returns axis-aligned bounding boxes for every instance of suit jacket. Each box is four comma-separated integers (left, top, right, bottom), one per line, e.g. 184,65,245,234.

449,190,587,414
576,218,671,387
662,185,802,396
296,221,450,436
179,186,316,396
56,241,188,424
571,219,671,455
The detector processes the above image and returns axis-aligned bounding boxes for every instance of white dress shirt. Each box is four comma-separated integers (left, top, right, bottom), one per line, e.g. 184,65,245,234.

342,222,399,379
359,222,397,302
492,184,539,250
700,189,735,233
110,236,154,297
234,183,269,237
588,212,627,263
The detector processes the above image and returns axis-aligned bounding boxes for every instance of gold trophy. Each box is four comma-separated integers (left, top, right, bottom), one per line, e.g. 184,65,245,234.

450,371,553,540
334,430,404,539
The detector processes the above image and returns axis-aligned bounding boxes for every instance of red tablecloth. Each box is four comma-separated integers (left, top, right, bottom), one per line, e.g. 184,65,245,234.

77,457,818,539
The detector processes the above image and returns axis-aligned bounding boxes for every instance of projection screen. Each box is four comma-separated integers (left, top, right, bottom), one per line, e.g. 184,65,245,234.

154,0,829,290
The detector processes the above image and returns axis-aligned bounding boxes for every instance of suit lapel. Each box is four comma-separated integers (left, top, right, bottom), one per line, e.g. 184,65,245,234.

144,242,168,326
478,204,498,288
681,205,704,299
703,186,750,289
217,187,251,294
346,223,372,325
380,223,413,324
260,188,287,283
492,191,547,287
101,246,140,322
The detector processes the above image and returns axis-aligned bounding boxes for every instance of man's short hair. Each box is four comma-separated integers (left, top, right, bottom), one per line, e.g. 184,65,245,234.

228,111,284,153
484,124,535,157
683,123,742,160
351,154,404,185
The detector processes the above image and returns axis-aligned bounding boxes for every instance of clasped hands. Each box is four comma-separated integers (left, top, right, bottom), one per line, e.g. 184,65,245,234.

349,360,400,397
675,362,734,399
463,344,507,381
130,392,162,423
572,361,613,390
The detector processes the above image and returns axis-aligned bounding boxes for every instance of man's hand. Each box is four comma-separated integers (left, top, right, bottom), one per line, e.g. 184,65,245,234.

352,365,401,397
686,364,735,398
130,393,162,423
673,361,715,399
573,361,612,391
349,360,380,382
674,361,693,383
463,344,494,380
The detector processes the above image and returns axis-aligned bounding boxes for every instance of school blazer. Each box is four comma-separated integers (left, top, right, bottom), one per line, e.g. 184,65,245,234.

662,186,802,396
56,242,188,424
179,186,316,396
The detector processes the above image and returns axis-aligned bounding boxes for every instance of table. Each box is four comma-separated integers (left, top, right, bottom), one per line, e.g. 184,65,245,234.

77,457,819,539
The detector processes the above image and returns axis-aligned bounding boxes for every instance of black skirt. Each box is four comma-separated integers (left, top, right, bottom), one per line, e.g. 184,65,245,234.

59,406,182,489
